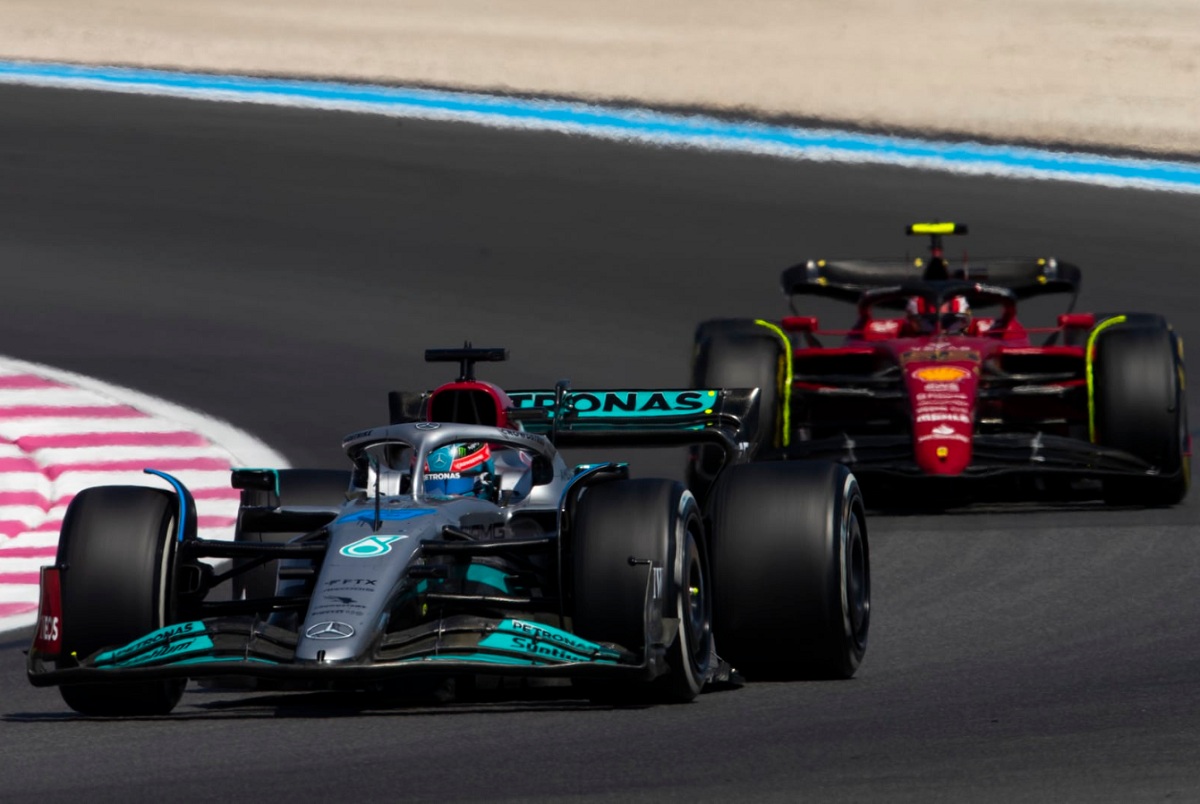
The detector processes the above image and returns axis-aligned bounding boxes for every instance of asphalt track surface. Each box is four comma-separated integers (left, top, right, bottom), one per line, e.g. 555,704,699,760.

2,84,1200,803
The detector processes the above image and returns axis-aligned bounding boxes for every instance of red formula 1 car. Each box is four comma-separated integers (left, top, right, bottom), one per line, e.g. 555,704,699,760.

690,223,1189,507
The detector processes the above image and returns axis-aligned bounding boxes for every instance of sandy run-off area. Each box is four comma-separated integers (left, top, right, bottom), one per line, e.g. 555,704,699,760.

2,0,1198,156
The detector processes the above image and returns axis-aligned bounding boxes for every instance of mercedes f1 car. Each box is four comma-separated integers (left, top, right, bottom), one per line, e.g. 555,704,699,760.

28,347,869,715
690,223,1189,507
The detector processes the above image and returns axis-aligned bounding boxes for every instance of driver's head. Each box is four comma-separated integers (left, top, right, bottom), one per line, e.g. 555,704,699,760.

907,296,971,334
939,296,972,334
424,442,496,500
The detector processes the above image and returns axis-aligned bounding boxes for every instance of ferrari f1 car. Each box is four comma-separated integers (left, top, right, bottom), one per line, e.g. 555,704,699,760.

28,347,869,715
690,223,1189,507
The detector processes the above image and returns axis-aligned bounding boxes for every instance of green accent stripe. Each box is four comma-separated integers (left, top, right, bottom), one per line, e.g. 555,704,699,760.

93,621,207,665
478,618,622,664
478,633,617,664
1086,315,1127,443
754,319,793,447
464,564,512,593
101,636,216,668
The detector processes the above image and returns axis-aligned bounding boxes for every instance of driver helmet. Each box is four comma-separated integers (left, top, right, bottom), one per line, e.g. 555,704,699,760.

906,296,971,334
424,442,497,501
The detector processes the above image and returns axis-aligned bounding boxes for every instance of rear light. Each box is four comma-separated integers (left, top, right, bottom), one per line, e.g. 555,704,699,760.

30,566,63,658
782,316,819,332
1058,313,1095,329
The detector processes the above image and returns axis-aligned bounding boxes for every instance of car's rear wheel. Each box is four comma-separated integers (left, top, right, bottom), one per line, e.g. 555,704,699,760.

57,486,186,716
689,319,784,502
570,479,713,703
710,461,869,679
1092,317,1189,506
233,469,351,601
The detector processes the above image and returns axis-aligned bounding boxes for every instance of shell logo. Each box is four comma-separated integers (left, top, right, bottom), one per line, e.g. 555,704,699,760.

913,366,971,382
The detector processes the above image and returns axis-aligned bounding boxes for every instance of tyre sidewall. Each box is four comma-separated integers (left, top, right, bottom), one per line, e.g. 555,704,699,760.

569,479,712,701
1093,318,1189,504
710,461,869,679
690,319,784,499
56,486,184,715
58,487,178,659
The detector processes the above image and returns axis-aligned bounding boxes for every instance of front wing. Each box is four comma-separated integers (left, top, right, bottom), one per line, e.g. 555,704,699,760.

28,615,661,686
766,432,1167,479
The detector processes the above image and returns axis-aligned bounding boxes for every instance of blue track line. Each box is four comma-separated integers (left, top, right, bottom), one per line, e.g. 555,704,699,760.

2,60,1199,194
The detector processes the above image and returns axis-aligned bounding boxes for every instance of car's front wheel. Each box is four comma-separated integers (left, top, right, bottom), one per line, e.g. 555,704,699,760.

56,486,187,716
570,479,713,703
1093,317,1189,506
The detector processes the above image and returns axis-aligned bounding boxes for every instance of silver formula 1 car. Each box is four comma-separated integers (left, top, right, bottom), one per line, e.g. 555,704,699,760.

28,347,869,715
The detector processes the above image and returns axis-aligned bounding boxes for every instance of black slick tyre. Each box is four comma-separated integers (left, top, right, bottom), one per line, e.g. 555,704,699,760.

1093,319,1189,506
689,319,784,501
233,469,350,601
570,479,713,703
56,486,186,716
710,461,869,680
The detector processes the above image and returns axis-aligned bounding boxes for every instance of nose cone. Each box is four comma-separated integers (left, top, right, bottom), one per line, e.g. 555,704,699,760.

914,431,973,474
295,504,440,663
905,362,978,476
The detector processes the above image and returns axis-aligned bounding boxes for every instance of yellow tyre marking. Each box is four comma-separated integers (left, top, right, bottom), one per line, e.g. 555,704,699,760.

754,319,792,447
1086,315,1128,443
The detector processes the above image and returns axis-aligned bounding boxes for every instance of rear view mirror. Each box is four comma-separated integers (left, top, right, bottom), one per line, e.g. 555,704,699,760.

1058,313,1096,330
231,469,277,493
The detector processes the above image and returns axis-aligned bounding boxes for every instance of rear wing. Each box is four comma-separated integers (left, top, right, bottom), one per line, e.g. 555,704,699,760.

780,257,1081,304
507,388,759,450
391,385,761,457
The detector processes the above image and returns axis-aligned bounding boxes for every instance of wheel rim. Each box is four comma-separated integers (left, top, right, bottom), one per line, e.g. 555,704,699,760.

846,510,869,642
681,535,711,668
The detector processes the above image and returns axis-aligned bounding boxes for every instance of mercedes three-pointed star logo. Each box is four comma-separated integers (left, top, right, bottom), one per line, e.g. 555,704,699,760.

305,621,355,640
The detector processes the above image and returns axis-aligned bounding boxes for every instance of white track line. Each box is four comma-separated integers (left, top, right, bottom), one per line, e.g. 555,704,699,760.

0,355,289,634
